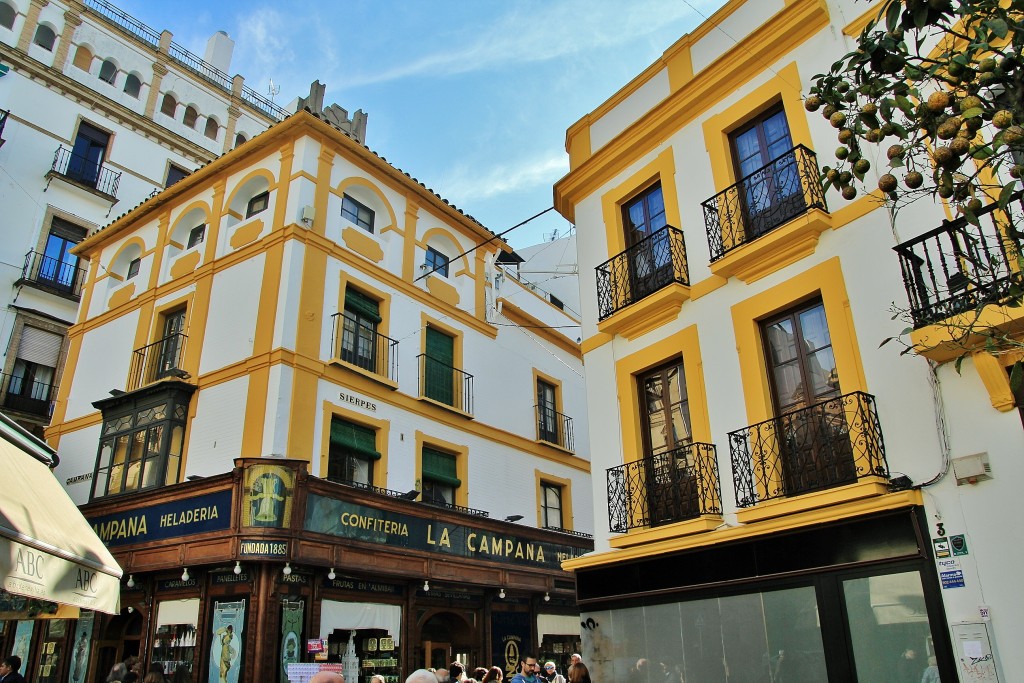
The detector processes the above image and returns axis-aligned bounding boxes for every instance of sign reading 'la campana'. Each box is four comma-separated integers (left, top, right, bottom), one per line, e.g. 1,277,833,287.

88,490,233,547
304,495,587,569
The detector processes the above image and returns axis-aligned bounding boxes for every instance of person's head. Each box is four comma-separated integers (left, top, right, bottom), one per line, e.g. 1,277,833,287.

472,668,488,681
371,676,386,683
519,655,539,676
143,673,165,683
172,664,191,683
309,673,345,683
481,666,503,683
107,662,127,682
567,663,591,683
407,670,440,683
435,669,450,683
543,662,557,677
569,655,582,667
450,663,465,679
1,657,22,677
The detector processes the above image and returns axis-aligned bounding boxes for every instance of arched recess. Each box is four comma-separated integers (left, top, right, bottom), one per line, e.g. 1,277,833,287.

98,58,118,84
0,2,16,31
336,177,397,232
33,23,57,50
169,204,211,248
123,72,143,98
224,169,275,228
233,132,247,148
160,93,178,118
71,43,93,71
183,105,199,129
107,237,147,281
203,116,220,141
420,227,470,275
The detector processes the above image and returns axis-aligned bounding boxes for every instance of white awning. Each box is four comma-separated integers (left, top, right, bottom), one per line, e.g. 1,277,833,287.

320,601,401,644
0,419,122,614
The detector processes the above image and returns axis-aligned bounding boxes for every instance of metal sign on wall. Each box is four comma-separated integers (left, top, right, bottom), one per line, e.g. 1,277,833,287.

87,490,233,547
304,495,587,570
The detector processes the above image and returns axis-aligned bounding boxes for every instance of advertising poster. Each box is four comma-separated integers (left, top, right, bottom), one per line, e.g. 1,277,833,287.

208,599,246,683
280,600,304,683
68,611,95,683
243,464,295,528
11,620,34,662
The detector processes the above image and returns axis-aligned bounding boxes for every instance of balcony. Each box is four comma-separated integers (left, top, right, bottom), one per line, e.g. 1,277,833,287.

729,391,888,512
895,194,1024,331
330,313,399,384
0,372,57,419
536,404,574,451
16,250,88,301
47,146,122,201
417,354,473,415
607,442,721,533
596,225,689,321
127,333,188,391
0,108,8,147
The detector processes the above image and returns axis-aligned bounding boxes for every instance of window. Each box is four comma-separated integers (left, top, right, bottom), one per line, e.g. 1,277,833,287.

327,417,379,486
123,73,142,98
541,482,563,529
0,2,15,30
165,164,189,188
160,93,177,117
38,218,87,292
126,257,141,280
423,326,455,405
730,108,800,239
622,183,673,298
91,392,189,499
1,325,61,418
72,45,92,70
204,118,219,140
98,59,117,84
761,300,850,495
186,225,205,249
550,294,564,310
639,361,697,525
67,121,110,188
340,289,380,372
183,106,199,129
234,132,247,148
33,24,55,50
246,191,269,218
341,194,374,232
422,446,460,505
425,247,449,277
537,379,559,443
155,308,186,380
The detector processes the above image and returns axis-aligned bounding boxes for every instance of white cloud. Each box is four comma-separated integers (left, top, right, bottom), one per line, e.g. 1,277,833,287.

442,153,568,203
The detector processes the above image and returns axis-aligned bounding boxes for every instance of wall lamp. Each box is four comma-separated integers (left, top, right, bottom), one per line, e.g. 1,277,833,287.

126,575,135,588
328,567,337,580
181,567,190,582
283,562,292,576
423,580,430,592
498,588,506,599
233,561,242,575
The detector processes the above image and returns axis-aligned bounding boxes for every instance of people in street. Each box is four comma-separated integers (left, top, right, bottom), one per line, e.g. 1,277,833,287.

450,663,466,682
0,656,26,683
310,672,345,683
567,663,591,683
569,655,582,667
370,675,386,683
106,662,127,683
435,668,450,683
480,666,504,683
409,670,441,683
543,662,564,683
510,655,541,683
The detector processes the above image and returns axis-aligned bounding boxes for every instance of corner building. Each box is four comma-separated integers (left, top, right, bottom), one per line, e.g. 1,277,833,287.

556,1,1022,681
34,109,592,683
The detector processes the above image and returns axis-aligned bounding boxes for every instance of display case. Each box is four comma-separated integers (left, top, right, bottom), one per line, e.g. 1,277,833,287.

152,623,197,677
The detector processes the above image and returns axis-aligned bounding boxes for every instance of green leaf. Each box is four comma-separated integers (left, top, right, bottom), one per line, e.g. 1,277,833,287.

1011,361,1023,394
895,95,915,115
987,18,1009,39
960,107,984,119
999,181,1017,208
954,355,966,374
885,1,901,32
879,336,894,348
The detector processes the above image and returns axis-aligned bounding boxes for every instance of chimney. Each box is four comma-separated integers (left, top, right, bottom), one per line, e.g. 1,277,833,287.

204,31,234,74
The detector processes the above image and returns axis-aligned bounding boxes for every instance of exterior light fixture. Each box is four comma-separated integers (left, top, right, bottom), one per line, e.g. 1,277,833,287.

499,588,506,599
544,592,550,602
328,567,336,580
126,575,135,588
233,561,242,575
283,562,292,576
181,567,190,582
423,580,430,592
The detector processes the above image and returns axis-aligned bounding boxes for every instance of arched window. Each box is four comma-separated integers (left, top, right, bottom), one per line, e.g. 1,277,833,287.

183,106,198,129
123,73,142,98
72,45,93,70
234,132,247,149
98,59,117,84
33,24,56,51
0,2,17,30
160,93,177,117
203,118,219,140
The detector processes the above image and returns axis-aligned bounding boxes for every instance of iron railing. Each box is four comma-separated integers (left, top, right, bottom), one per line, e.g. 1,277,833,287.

83,0,289,121
894,194,1024,328
607,442,721,533
0,109,9,144
18,250,87,299
596,225,689,320
703,144,827,262
330,312,399,382
128,333,188,391
541,526,594,539
50,146,122,198
328,478,418,500
422,496,490,518
535,404,574,451
0,372,57,418
729,391,887,508
417,354,473,415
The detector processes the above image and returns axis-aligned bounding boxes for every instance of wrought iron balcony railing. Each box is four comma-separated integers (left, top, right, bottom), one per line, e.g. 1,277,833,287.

729,391,888,508
50,146,122,199
596,225,689,321
128,333,188,391
703,144,828,262
894,194,1024,328
421,496,490,518
536,404,574,451
417,354,473,415
0,372,57,418
17,250,88,300
330,312,399,382
0,109,9,145
607,442,721,533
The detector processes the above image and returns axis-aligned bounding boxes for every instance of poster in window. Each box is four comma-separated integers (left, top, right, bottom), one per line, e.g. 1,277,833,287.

67,611,94,683
279,600,304,683
208,599,246,683
11,620,34,661
242,464,295,528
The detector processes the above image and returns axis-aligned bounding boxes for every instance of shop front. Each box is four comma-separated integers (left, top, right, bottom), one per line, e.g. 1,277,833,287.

1,458,591,683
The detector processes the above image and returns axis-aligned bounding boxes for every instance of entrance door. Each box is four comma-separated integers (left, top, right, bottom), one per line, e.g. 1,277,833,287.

422,641,452,670
418,612,477,675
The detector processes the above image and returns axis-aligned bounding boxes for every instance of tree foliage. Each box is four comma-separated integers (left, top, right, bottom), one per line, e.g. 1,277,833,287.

808,0,1024,220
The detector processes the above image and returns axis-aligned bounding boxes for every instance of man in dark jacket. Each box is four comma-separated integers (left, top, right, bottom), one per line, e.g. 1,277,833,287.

0,656,26,683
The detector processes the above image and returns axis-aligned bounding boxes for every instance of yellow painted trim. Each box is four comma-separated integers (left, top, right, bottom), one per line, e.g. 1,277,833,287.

402,198,420,282
608,515,722,548
532,367,565,441
596,283,690,340
735,478,890,524
420,226,474,275
169,250,202,279
103,236,148,280
689,274,729,301
335,176,399,234
971,351,1018,412
614,325,712,471
831,190,885,228
843,0,885,37
107,282,136,310
708,209,833,284
222,167,278,220
566,491,925,570
272,142,296,233
600,148,680,258
320,399,391,488
499,299,582,359
731,256,868,427
535,470,574,531
425,274,460,307
342,226,385,263
148,212,172,292
415,430,469,508
203,180,227,265
229,217,266,249
910,305,1024,364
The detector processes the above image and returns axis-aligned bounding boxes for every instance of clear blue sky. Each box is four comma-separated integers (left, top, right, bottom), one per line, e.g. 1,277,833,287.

116,0,727,249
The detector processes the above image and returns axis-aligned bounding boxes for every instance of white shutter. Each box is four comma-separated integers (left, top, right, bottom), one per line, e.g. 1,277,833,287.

17,326,63,367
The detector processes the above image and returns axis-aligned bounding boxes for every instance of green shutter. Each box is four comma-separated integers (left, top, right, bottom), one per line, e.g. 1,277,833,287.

422,447,460,487
330,418,381,459
345,289,381,323
424,327,455,405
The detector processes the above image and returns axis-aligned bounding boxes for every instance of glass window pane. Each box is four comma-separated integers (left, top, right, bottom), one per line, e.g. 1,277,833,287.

798,304,832,351
766,319,798,364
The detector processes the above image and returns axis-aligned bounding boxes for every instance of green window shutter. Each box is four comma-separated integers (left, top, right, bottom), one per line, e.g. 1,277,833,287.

424,327,455,405
425,327,454,365
345,289,381,323
330,418,381,459
422,446,460,487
